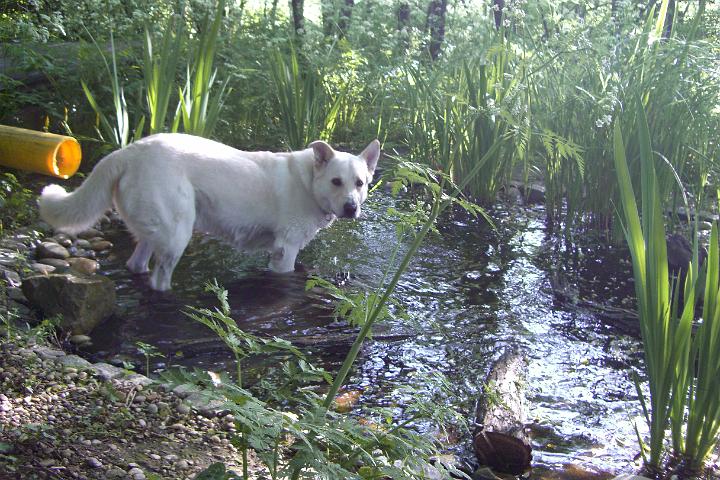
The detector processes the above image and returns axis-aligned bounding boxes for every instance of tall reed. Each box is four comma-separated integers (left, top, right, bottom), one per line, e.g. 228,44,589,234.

174,0,231,138
143,16,182,135
81,30,144,148
615,97,720,471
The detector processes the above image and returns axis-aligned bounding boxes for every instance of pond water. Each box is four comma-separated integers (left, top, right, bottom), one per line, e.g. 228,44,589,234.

86,190,647,478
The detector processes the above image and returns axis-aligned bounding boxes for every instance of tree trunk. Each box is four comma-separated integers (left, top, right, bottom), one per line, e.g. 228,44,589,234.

337,0,354,39
662,0,675,39
322,0,334,37
425,0,447,61
291,0,305,35
473,349,532,475
492,0,504,30
397,2,411,51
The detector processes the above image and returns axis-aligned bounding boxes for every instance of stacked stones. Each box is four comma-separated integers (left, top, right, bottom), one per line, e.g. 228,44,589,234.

32,223,112,276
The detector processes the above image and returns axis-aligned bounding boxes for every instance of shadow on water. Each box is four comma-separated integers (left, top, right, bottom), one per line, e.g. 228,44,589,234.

86,191,646,477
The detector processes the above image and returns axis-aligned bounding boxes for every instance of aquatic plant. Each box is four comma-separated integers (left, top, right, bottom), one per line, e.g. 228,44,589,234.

142,17,182,136
268,45,343,150
614,97,720,471
174,0,232,138
80,30,144,148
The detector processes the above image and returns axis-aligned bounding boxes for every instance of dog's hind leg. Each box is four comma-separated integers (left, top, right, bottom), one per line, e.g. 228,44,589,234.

126,241,152,273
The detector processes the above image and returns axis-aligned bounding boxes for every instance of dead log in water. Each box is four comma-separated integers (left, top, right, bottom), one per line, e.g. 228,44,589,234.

473,349,532,475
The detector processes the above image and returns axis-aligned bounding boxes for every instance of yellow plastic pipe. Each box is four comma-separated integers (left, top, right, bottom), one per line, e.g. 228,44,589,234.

0,125,81,179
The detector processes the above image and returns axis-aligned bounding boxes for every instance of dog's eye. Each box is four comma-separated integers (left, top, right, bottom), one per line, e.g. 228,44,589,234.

356,179,364,188
332,178,342,186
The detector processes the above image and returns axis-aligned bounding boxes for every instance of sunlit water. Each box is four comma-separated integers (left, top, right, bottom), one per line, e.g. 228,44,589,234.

86,191,647,478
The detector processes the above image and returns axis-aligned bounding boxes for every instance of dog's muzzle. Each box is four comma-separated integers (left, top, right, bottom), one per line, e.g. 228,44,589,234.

343,201,358,218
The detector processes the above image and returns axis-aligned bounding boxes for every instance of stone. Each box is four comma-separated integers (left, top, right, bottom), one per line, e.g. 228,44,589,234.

122,373,153,387
1,268,21,287
67,257,98,275
74,239,91,249
87,457,103,468
21,273,116,335
52,234,73,248
37,258,70,270
172,384,200,399
33,346,65,360
30,263,56,274
59,355,92,369
36,242,70,259
89,362,125,381
69,335,92,346
185,392,228,417
176,403,191,415
77,229,103,240
90,240,113,252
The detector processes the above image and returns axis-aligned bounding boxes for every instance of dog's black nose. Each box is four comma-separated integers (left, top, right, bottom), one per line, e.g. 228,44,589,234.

343,201,357,217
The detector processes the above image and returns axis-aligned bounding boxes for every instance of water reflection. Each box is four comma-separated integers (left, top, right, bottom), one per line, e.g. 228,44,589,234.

88,193,644,475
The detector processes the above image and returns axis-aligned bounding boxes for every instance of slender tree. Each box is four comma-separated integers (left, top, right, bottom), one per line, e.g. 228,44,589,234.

291,0,304,35
425,0,447,60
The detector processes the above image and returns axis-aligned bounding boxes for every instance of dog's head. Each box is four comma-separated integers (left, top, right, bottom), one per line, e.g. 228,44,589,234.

309,140,380,219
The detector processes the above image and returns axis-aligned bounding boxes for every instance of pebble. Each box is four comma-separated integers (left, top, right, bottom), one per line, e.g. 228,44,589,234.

69,335,92,346
176,459,189,469
90,240,113,252
177,403,191,415
128,467,146,480
53,234,73,247
77,229,103,240
30,262,56,274
146,403,158,415
74,239,91,249
61,449,73,458
87,457,103,468
138,418,147,428
149,453,161,460
36,241,70,259
39,458,55,467
66,257,99,275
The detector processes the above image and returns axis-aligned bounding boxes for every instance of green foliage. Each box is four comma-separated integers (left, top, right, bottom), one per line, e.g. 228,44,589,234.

143,19,182,135
135,341,163,377
174,0,232,138
614,98,720,471
80,30,144,148
179,282,462,480
0,173,36,235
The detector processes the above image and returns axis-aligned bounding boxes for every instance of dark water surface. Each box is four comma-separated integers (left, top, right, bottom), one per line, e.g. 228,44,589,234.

87,192,646,477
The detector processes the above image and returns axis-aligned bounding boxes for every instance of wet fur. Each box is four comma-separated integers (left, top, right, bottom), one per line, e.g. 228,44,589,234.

38,133,380,291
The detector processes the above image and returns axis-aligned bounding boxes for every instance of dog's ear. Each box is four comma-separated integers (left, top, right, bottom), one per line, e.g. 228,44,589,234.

359,139,380,175
309,141,335,169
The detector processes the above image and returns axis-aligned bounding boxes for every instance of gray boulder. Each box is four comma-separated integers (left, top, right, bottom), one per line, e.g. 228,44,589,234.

21,273,116,335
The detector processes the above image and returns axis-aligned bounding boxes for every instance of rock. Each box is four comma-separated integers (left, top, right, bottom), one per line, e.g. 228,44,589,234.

146,403,158,415
37,258,70,270
90,240,113,252
90,362,125,381
128,467,146,480
59,355,92,369
21,273,116,335
122,373,153,387
77,229,103,240
33,346,65,360
36,242,70,259
1,268,22,287
74,239,91,249
87,457,103,468
30,263,56,274
172,384,200,399
176,403,191,415
69,335,92,346
7,287,27,304
52,234,72,247
67,257,98,275
185,392,228,417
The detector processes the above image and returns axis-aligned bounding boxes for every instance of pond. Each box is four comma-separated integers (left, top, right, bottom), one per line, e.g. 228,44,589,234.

85,189,646,478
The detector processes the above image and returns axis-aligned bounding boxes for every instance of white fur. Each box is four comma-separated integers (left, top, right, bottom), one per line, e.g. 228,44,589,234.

39,133,380,291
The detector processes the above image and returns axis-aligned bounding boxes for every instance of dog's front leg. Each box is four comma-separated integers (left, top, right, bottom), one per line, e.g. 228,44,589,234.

269,244,299,273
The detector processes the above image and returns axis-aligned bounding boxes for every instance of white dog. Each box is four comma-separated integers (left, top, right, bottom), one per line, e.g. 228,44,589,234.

39,134,380,291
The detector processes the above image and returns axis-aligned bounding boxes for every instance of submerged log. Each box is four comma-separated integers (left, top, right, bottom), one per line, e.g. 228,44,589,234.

473,349,532,475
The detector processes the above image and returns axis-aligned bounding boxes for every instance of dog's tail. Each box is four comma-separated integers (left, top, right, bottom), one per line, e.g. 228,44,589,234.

39,149,128,234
